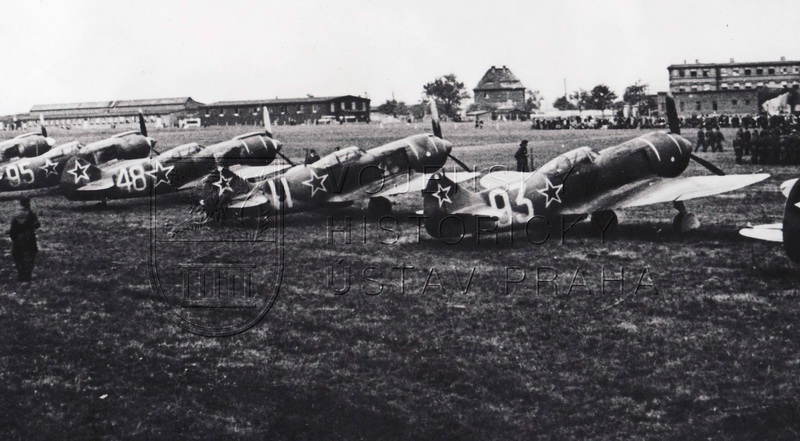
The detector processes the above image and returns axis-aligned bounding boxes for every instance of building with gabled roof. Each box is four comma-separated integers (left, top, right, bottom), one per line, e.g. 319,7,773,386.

20,97,204,128
473,66,528,120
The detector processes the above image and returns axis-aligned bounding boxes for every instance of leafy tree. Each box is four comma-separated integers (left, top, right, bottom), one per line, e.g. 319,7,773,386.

466,102,496,113
569,89,591,111
408,103,426,120
623,81,648,106
376,99,409,117
524,90,543,112
552,95,576,110
422,74,471,119
589,84,617,111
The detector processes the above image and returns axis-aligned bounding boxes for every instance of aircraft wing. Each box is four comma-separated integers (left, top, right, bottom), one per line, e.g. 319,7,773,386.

229,164,292,183
781,178,798,199
478,171,535,191
75,178,116,192
560,173,770,214
740,223,783,243
372,171,481,198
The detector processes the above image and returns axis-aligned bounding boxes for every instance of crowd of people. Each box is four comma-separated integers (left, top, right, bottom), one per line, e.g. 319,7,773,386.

731,125,800,165
530,115,668,130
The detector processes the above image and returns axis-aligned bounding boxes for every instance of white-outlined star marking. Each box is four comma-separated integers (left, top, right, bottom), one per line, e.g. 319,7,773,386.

41,158,59,177
213,174,234,196
68,160,91,184
432,183,452,207
302,169,328,197
145,159,175,188
537,178,563,208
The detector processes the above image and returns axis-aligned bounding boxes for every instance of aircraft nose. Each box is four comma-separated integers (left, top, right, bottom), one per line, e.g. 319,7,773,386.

148,137,157,149
444,139,453,154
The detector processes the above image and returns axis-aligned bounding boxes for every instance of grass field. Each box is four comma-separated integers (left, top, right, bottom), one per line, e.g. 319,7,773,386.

1,121,799,439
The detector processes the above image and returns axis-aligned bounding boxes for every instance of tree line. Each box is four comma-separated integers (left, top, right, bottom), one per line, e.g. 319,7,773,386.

376,74,656,120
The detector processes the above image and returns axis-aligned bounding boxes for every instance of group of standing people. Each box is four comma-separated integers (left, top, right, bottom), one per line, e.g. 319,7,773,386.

694,126,726,152
733,126,800,165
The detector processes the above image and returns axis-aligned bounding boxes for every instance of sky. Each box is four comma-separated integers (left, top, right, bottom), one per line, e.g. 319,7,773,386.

1,0,799,115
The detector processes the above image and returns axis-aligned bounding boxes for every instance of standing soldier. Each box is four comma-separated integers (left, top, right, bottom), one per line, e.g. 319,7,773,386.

733,128,744,164
695,126,706,152
705,126,715,152
742,126,752,156
514,140,530,172
713,127,725,152
8,196,40,282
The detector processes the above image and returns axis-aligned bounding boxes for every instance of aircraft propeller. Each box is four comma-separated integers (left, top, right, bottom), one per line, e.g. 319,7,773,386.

262,106,295,166
429,97,472,172
138,110,148,137
665,96,725,176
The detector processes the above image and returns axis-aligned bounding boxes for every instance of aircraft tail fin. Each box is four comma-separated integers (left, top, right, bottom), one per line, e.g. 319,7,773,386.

783,178,800,263
423,172,486,238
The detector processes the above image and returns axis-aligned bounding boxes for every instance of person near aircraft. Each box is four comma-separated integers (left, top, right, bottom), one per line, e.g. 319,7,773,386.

713,127,725,152
705,126,714,153
305,149,321,165
695,127,706,152
514,140,530,172
8,196,40,282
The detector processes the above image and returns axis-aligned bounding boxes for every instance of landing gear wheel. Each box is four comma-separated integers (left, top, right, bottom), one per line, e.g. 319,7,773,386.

591,210,618,233
672,212,700,232
367,197,392,220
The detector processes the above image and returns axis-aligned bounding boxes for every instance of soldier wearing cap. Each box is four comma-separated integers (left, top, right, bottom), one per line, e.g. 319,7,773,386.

8,196,40,282
515,140,530,172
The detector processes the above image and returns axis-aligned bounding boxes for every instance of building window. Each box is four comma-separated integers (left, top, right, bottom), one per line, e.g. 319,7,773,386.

234,107,239,116
795,66,799,73
756,68,763,75
703,84,710,91
712,101,718,111
782,67,787,74
702,69,709,77
695,101,701,111
205,108,212,116
690,71,697,77
732,68,739,76
733,82,740,89
678,87,685,92
691,86,698,91
312,104,319,113
721,83,729,90
340,102,346,110
351,102,356,110
297,105,304,113
330,103,335,112
745,99,750,105
745,82,752,89
744,68,751,75
721,68,727,76
768,68,775,75
732,99,738,106
679,69,685,78
484,93,489,99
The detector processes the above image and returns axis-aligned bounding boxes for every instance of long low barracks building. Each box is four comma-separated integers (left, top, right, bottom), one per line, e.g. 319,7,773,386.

199,95,371,126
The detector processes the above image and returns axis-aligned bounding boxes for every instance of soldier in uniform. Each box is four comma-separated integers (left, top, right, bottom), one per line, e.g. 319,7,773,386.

305,149,321,165
705,126,714,153
742,127,752,156
514,140,530,172
8,196,40,282
733,128,744,164
695,126,706,152
713,127,725,152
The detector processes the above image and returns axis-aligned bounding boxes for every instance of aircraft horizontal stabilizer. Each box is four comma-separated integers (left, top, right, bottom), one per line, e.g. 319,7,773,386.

739,223,783,243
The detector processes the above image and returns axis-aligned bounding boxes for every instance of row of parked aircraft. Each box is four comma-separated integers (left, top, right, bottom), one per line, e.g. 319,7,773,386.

0,98,795,262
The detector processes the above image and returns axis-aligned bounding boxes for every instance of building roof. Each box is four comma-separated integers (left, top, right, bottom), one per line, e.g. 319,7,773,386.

30,97,203,113
474,66,525,91
668,59,800,70
206,95,368,107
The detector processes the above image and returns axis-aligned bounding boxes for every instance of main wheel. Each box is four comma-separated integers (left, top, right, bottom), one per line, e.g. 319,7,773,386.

367,197,392,219
591,210,618,233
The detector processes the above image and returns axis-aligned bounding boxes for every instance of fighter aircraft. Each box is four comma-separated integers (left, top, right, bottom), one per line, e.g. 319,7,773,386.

421,97,770,240
211,99,476,218
0,126,56,162
59,108,283,201
739,178,800,263
0,112,154,194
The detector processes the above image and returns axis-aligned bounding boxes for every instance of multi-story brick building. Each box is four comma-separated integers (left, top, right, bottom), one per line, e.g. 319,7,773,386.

200,95,370,126
473,66,528,120
666,57,800,115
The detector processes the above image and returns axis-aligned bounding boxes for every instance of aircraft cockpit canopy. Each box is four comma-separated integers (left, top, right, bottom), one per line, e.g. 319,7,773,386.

537,146,598,178
311,146,365,168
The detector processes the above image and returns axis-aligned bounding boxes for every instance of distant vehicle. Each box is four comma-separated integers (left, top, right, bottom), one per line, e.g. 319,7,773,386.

318,116,337,124
181,118,201,128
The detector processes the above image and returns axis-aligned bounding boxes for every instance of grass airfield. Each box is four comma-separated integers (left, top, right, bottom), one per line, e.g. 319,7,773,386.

1,121,799,439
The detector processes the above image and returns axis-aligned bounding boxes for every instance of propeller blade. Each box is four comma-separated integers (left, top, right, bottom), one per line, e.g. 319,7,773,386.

448,153,471,172
263,106,273,138
689,153,725,176
277,151,295,167
138,110,147,137
41,125,47,138
429,97,442,139
666,95,680,135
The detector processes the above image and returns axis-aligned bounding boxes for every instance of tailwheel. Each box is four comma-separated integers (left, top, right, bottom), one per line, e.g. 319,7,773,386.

591,210,618,233
367,197,392,219
672,201,700,232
